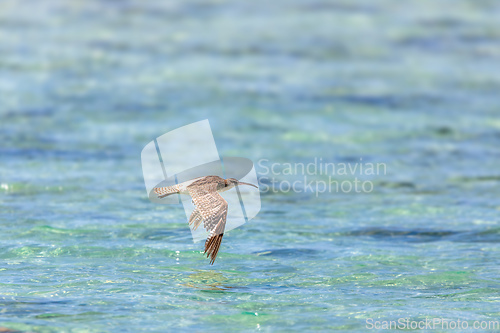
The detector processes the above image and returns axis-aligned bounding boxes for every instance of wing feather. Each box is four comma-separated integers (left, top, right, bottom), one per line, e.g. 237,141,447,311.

188,208,204,231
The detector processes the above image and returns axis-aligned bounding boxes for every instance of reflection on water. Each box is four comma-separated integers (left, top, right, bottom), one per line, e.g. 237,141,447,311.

182,271,237,291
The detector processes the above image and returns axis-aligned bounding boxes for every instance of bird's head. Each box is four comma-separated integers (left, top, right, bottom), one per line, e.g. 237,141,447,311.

225,178,258,189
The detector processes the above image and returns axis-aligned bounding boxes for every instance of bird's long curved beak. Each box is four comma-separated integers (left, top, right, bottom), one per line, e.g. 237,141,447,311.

237,181,258,189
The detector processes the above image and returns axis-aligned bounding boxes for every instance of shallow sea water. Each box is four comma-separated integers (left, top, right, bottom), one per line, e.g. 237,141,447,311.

1,0,500,331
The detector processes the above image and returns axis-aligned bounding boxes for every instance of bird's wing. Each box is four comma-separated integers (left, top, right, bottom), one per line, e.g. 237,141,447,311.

187,183,228,264
154,184,181,198
188,208,203,231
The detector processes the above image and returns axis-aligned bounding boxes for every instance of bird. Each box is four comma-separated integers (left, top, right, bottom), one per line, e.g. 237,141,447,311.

153,175,258,264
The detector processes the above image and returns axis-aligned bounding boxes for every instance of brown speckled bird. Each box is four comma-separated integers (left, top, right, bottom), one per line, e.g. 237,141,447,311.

154,175,258,264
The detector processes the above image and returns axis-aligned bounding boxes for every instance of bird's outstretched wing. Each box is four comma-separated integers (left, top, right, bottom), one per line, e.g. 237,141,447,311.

187,182,228,264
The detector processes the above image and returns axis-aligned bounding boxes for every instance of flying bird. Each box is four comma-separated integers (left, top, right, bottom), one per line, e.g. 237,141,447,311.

154,176,258,264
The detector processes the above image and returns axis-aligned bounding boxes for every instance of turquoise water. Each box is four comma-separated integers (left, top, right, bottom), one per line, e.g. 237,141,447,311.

1,0,500,331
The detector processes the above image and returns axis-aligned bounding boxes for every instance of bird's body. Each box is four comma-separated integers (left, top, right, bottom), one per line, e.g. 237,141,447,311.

154,175,257,264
